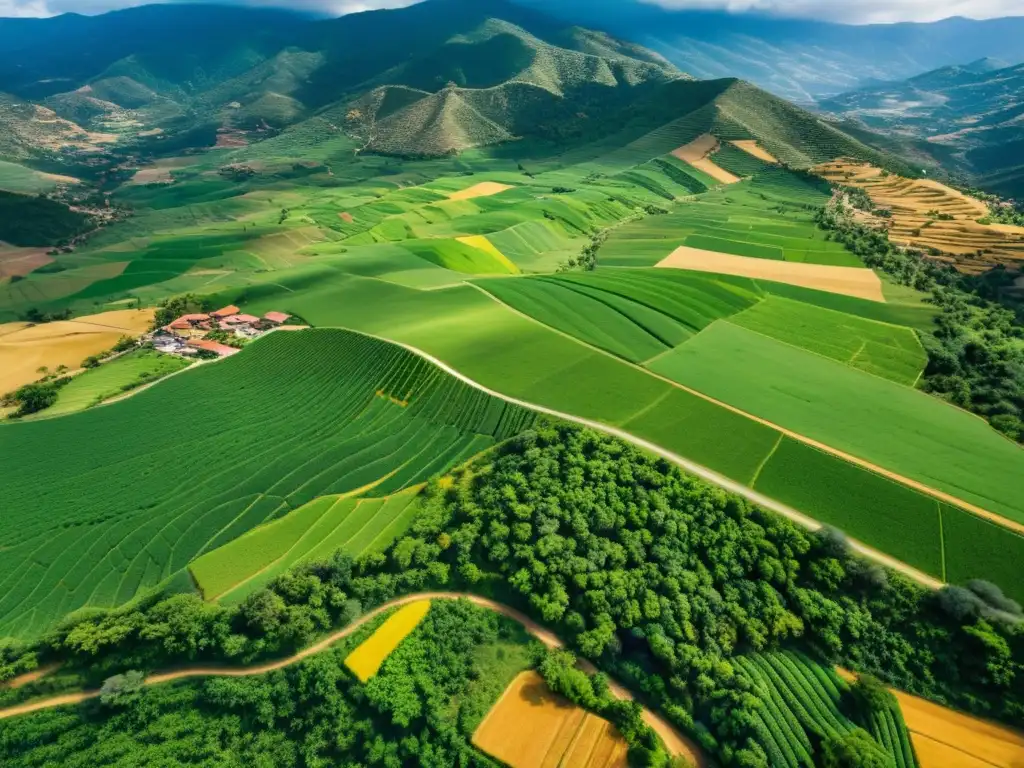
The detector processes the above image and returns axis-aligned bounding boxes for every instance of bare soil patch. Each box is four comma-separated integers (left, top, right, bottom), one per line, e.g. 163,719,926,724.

473,671,628,768
0,246,52,279
657,246,886,302
339,211,354,223
448,182,513,201
815,160,1024,273
729,140,779,164
671,134,740,184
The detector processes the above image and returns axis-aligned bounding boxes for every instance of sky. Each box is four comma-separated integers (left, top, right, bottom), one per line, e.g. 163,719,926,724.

1,0,1023,23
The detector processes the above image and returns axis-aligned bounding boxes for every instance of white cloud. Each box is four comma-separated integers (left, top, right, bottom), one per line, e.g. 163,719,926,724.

0,0,54,16
2,0,1024,23
639,0,1024,23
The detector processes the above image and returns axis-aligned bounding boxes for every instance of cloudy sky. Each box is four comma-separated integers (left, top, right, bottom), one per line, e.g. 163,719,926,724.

0,0,1022,23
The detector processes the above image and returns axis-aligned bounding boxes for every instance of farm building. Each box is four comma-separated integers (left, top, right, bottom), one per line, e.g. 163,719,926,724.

210,305,241,319
264,311,290,324
187,339,240,358
220,314,262,326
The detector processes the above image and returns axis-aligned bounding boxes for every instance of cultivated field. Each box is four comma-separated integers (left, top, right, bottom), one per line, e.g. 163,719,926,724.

671,134,740,184
448,181,513,201
345,599,431,682
473,671,629,768
43,347,192,417
0,329,536,639
192,488,424,602
656,247,885,301
237,274,1024,599
0,308,154,393
815,160,1024,273
729,139,779,163
0,245,52,279
727,296,927,384
648,321,1024,528
734,651,918,768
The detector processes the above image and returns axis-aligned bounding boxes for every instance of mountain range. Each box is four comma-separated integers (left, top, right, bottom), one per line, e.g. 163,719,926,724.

0,0,914,174
517,0,1024,104
822,59,1024,197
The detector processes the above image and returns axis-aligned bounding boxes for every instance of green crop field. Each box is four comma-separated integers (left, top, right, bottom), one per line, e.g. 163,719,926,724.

0,329,536,640
733,651,917,768
598,170,861,268
727,296,927,384
230,269,1024,600
43,349,193,417
191,487,423,603
648,321,1024,527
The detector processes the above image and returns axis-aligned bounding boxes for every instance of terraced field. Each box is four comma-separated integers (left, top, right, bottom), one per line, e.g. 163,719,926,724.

815,160,1024,273
0,329,536,639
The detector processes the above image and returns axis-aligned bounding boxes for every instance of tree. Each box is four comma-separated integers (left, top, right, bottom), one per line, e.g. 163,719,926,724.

820,729,894,768
99,669,145,707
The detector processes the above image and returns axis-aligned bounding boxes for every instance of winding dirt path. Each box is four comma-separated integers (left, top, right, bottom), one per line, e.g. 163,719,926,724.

0,593,706,765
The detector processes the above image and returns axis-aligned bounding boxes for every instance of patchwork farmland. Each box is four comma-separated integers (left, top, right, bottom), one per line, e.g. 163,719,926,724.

0,329,535,639
2,3,1024,766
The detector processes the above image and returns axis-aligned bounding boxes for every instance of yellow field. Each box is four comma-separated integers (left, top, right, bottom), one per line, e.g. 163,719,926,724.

671,134,740,184
473,671,629,768
456,235,521,274
344,600,431,682
0,308,155,394
729,140,779,164
814,160,1024,274
656,246,885,301
448,182,513,201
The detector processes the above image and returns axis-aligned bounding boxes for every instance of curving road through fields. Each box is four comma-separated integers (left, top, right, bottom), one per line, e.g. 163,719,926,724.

0,592,707,766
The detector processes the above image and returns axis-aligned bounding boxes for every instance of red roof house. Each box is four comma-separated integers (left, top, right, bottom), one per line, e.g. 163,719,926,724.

264,311,290,324
178,313,210,323
187,339,240,357
221,314,262,325
210,305,240,319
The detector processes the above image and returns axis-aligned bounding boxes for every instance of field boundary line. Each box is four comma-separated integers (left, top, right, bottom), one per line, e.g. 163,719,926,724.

0,592,709,765
748,433,784,488
332,325,943,589
465,285,1024,538
721,318,923,387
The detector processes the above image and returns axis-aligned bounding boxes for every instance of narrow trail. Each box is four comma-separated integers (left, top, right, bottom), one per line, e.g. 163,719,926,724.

347,326,943,590
0,593,707,767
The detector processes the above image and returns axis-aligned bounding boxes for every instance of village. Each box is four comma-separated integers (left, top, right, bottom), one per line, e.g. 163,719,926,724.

149,305,295,358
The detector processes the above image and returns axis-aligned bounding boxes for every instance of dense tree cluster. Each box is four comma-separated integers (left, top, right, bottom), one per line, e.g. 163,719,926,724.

0,600,530,767
818,200,1024,442
2,426,1021,766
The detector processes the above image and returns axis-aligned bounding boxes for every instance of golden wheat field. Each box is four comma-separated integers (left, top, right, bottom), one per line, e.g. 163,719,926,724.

473,671,629,768
344,600,431,682
0,308,155,394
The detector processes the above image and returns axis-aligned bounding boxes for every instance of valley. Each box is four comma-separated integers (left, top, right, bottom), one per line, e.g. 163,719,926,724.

0,1,1022,767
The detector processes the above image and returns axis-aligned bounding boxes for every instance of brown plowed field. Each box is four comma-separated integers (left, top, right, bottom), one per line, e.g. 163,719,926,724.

729,140,779,164
472,671,629,768
672,134,740,184
814,160,1024,274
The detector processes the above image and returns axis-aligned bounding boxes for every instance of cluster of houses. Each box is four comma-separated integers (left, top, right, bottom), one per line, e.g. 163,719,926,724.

152,305,293,358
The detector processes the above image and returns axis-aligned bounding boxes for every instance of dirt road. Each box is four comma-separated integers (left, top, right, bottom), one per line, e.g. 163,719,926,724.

0,593,707,766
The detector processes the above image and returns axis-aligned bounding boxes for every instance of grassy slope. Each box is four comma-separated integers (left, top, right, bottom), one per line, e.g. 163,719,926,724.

0,329,535,640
